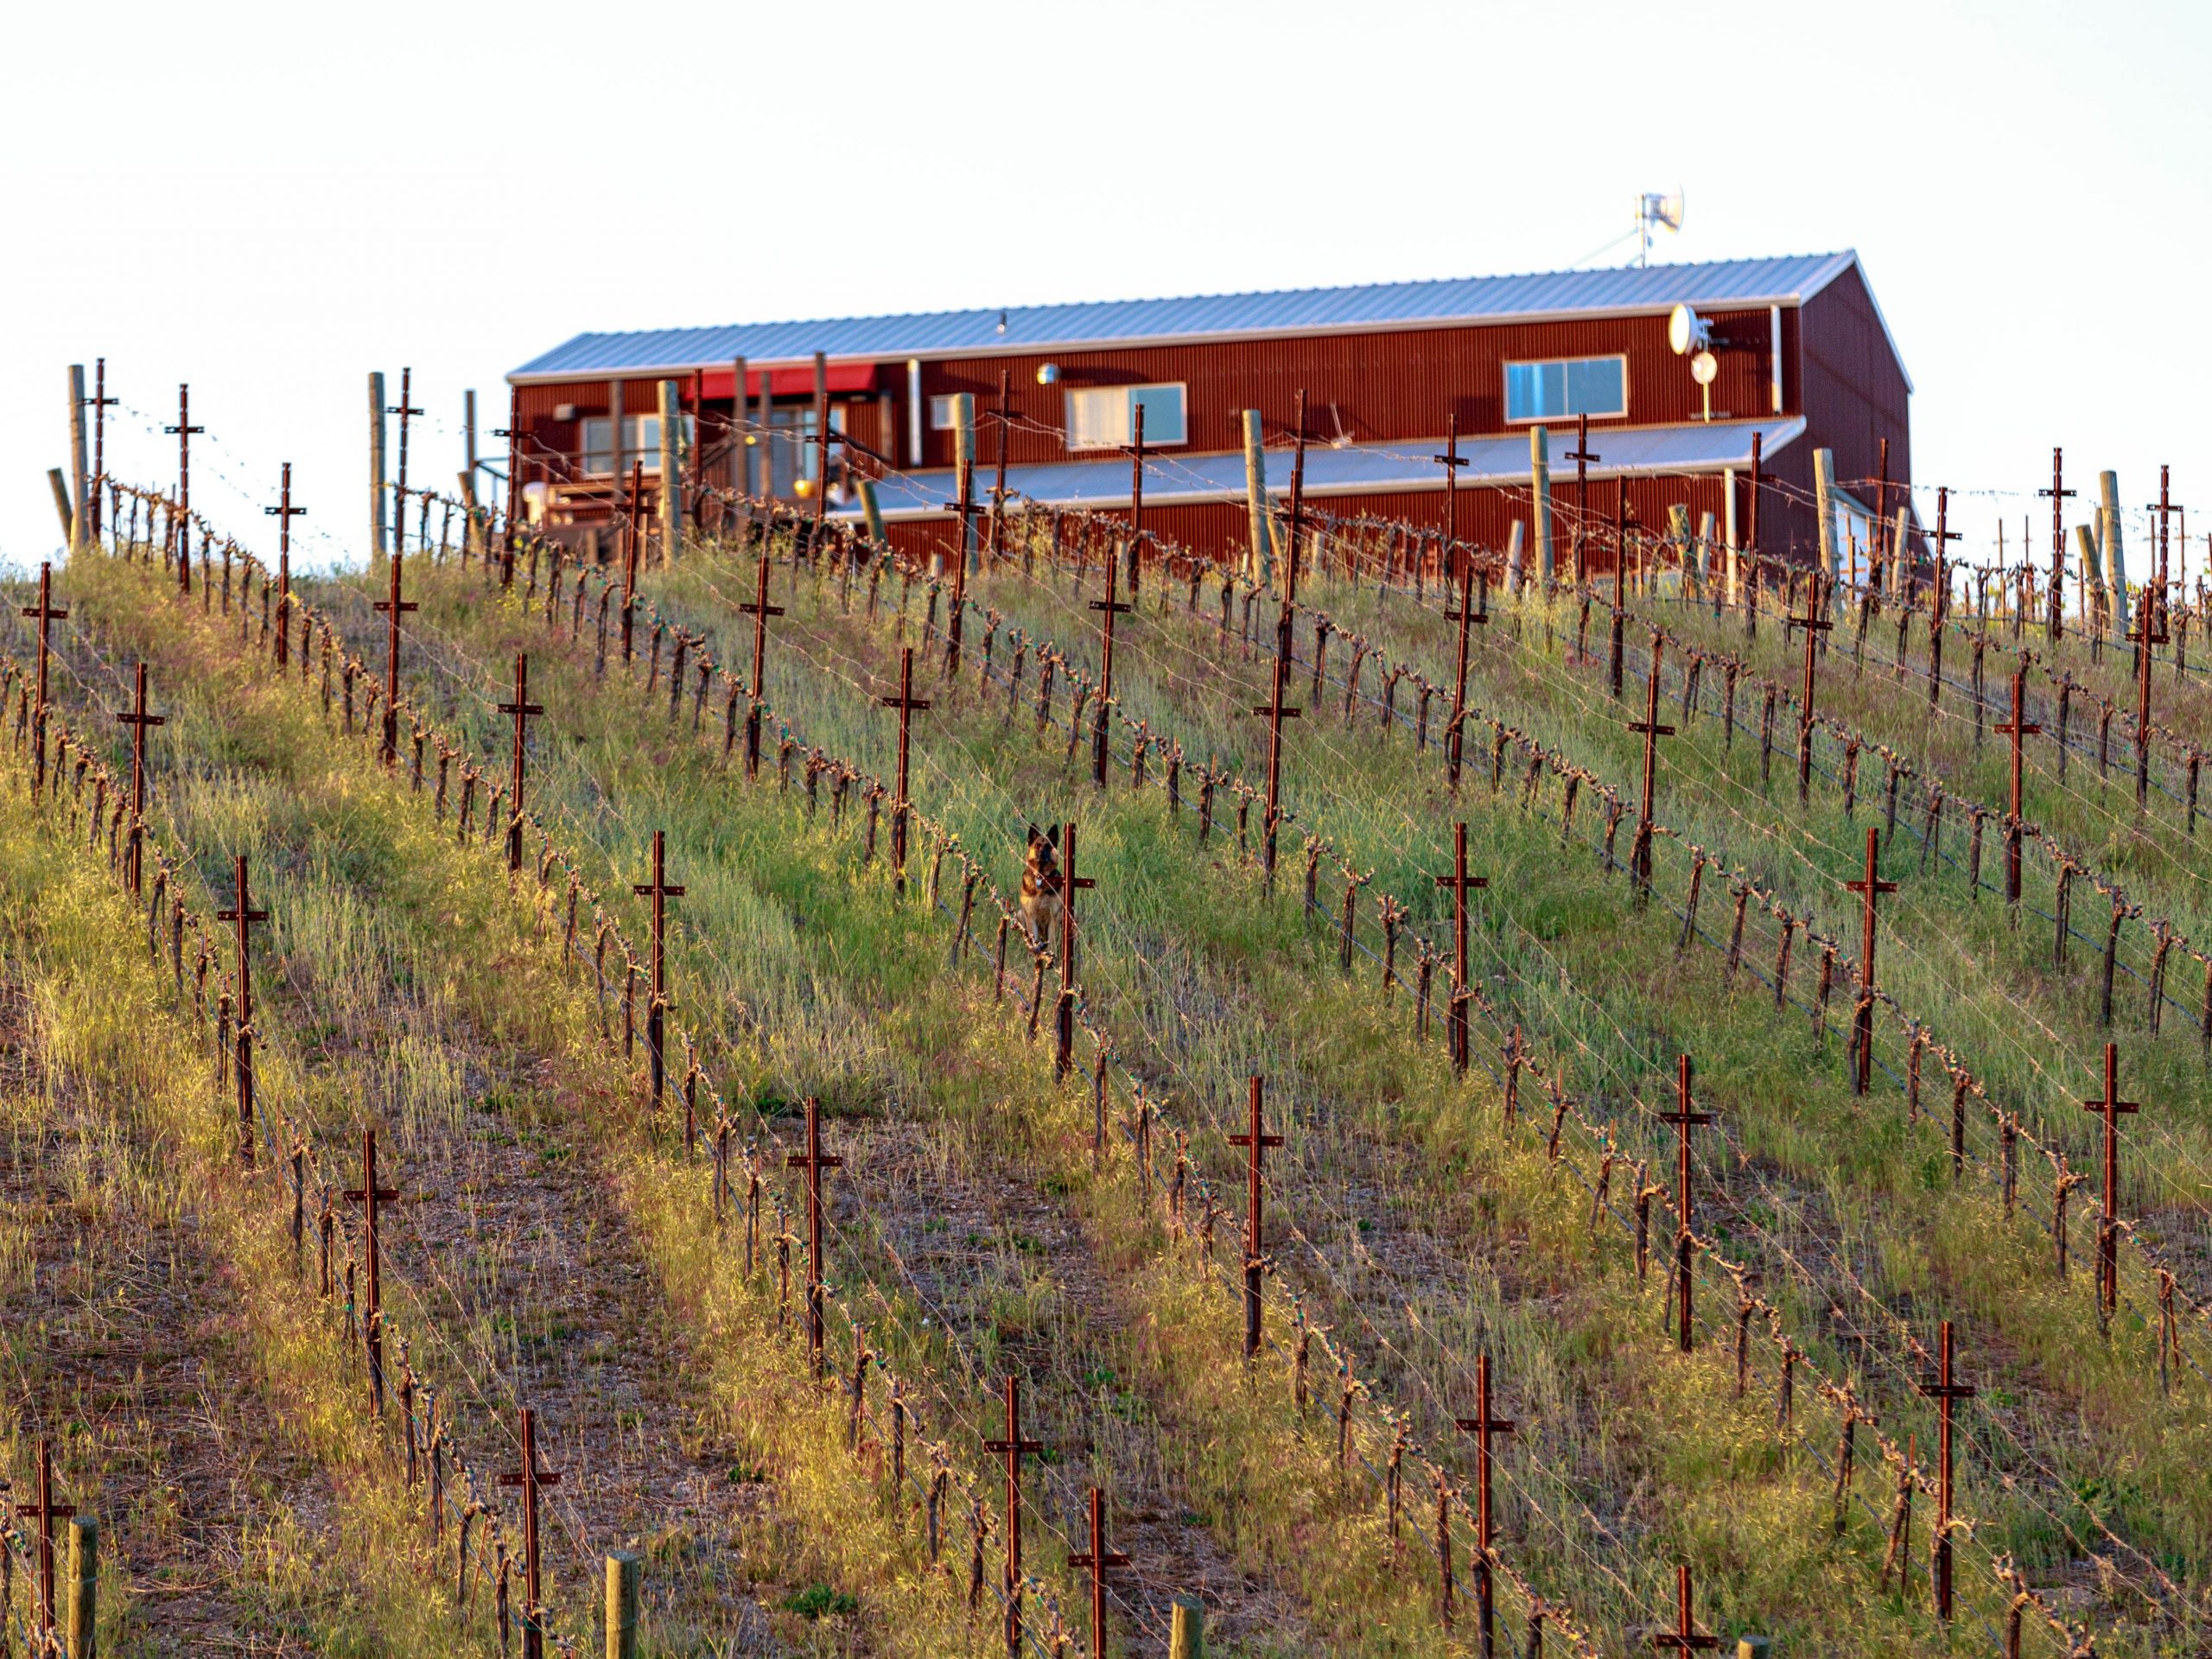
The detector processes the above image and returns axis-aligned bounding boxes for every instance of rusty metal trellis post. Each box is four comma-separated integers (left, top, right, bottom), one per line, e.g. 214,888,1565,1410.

1994,668,2039,904
1228,1074,1283,1360
880,647,931,895
1789,575,1832,804
620,459,645,658
1452,1351,1516,1659
1090,487,1135,790
1844,824,1896,1094
786,1096,841,1377
2129,579,2171,810
264,463,306,669
215,855,268,1166
982,1376,1045,1657
985,366,1017,564
163,384,203,595
2080,1041,2139,1319
89,359,118,543
1056,821,1096,1085
1649,1563,1718,1653
739,548,784,776
116,663,164,897
498,1407,563,1659
372,547,416,768
387,369,425,555
1659,1055,1714,1353
1565,414,1599,589
1276,390,1309,665
632,830,684,1124
1916,1320,1976,1621
22,563,67,720
1123,396,1147,600
1249,654,1302,883
1437,413,1487,790
341,1127,403,1414
2038,447,2074,639
1626,637,1675,893
940,456,980,675
498,654,543,874
13,1439,73,1640
1067,1485,1129,1659
1433,823,1488,1074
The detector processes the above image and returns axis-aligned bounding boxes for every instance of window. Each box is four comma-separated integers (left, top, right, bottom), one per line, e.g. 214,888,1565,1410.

1503,357,1626,423
1065,383,1187,450
929,394,963,430
582,414,696,476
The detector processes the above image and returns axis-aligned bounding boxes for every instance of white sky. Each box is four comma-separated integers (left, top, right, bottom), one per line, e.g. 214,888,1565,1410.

5,0,2209,581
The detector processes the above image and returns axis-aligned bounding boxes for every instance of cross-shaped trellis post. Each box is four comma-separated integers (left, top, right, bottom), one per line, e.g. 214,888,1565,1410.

1916,1320,1975,1621
984,366,1018,564
341,1126,404,1414
89,359,118,543
739,547,783,777
1994,666,2039,905
1248,653,1302,883
786,1096,841,1377
21,562,67,720
1844,824,1897,1095
14,1439,73,1640
1067,1485,1129,1659
1055,820,1096,1085
1659,1055,1714,1353
263,463,306,669
632,830,684,1126
1649,1564,1718,1654
1433,822,1488,1074
1090,480,1136,790
1565,414,1599,589
940,455,980,675
880,647,931,895
163,383,203,595
620,458,645,658
2038,446,2075,639
1228,1074,1283,1360
499,1407,563,1659
216,855,268,1166
1437,414,1488,791
115,663,164,897
387,368,425,555
2080,1041,2139,1319
372,546,416,769
1627,636,1676,894
499,653,543,873
1274,390,1309,666
1924,486,1960,707
982,1376,1046,1657
1790,574,1833,804
1453,1351,1516,1658
1122,397,1147,601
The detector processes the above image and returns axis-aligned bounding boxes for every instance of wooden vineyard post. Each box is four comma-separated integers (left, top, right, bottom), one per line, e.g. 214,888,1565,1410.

372,546,416,769
738,548,784,777
1994,669,2039,905
1227,1075,1284,1360
1433,823,1488,1074
386,369,424,556
879,648,931,894
1650,1564,1718,1654
786,1096,841,1377
1844,824,1897,1095
1248,655,1302,886
341,1128,404,1413
264,463,306,669
2038,447,2075,639
2080,1042,2139,1320
1565,414,1598,590
1066,1486,1128,1659
1659,1056,1714,1352
1916,1321,1976,1621
14,1439,73,1643
1626,637,1676,896
1789,575,1833,804
498,655,543,874
215,855,269,1165
163,384,202,596
1452,1351,1516,1658
1169,1598,1205,1659
632,831,684,1127
499,1408,563,1659
115,663,164,898
982,1376,1045,1657
1436,414,1487,790
1056,821,1096,1087
1090,495,1135,789
67,1512,96,1659
605,1550,641,1659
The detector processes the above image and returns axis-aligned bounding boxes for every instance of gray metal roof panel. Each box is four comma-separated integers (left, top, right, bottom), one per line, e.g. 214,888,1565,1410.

510,253,1864,381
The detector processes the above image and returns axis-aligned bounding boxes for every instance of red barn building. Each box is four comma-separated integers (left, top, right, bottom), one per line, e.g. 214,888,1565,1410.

505,251,1911,572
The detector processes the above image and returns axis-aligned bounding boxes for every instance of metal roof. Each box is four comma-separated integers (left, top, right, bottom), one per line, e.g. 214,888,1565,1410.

511,252,1878,382
842,417,1806,520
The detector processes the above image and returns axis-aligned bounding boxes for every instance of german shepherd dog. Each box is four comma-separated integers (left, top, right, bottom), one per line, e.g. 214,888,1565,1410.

1020,823,1065,956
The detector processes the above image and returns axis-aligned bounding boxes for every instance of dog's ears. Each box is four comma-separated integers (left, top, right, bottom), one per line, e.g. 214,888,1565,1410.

1027,823,1044,849
1046,823,1060,848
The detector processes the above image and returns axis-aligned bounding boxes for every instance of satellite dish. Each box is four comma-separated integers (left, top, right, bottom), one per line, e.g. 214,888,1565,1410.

1689,350,1719,386
1636,189,1686,267
1651,188,1685,233
1669,303,1712,357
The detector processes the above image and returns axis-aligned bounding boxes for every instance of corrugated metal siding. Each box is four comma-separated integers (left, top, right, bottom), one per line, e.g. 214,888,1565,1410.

1797,264,1911,518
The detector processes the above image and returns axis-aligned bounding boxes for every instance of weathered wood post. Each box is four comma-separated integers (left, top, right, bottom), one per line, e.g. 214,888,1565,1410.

658,379,682,565
2099,469,2129,637
1813,448,1839,590
1505,520,1526,594
1169,1596,1205,1658
464,387,479,493
47,469,73,543
67,1514,96,1659
67,364,89,552
951,391,976,575
1242,408,1272,586
368,372,388,556
604,1550,640,1659
1529,425,1554,585
859,476,885,543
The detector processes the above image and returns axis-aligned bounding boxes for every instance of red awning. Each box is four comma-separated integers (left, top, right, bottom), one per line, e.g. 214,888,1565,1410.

692,363,880,400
